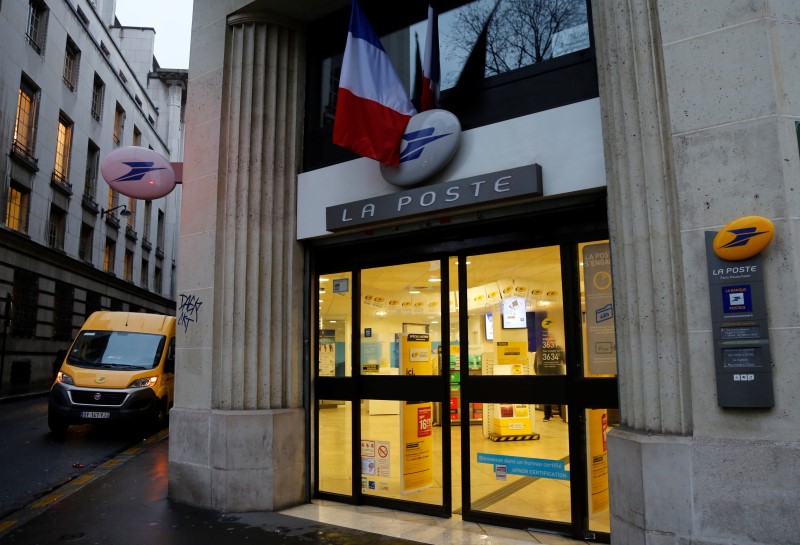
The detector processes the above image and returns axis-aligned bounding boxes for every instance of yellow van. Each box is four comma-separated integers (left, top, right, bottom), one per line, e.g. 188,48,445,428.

48,311,176,435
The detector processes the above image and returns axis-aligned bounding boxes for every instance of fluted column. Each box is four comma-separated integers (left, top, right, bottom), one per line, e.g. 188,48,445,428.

169,10,306,514
215,13,303,413
166,85,183,161
593,0,691,436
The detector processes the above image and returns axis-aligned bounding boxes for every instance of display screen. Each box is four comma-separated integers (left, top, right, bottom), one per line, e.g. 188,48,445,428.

501,297,527,329
485,313,494,341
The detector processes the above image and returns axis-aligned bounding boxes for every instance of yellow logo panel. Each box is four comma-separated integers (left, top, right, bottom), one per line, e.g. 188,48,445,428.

713,216,774,261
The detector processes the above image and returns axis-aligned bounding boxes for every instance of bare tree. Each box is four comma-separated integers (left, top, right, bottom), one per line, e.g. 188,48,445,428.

445,0,588,79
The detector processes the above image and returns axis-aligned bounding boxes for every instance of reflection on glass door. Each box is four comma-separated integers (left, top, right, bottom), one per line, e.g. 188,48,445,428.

315,241,618,538
317,271,354,498
461,246,572,524
318,271,352,378
358,261,445,507
360,261,443,377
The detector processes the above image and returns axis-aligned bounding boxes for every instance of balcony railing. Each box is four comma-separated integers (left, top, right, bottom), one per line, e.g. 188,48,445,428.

10,141,39,171
125,225,138,242
141,236,152,251
81,193,99,213
50,173,73,195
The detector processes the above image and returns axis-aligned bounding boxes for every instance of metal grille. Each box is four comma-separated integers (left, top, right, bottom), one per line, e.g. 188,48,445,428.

70,391,127,406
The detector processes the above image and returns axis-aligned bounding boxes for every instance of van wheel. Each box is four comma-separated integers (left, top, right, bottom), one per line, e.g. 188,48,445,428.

153,398,169,430
48,412,68,436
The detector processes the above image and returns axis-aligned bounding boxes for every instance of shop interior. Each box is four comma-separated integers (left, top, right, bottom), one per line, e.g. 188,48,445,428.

316,245,615,534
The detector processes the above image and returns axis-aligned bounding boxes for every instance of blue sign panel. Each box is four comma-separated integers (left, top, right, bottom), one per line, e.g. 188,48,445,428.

722,285,752,314
477,453,570,481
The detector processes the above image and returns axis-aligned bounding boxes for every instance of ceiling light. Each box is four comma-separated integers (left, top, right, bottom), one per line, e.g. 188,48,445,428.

428,277,441,283
409,290,421,294
319,277,330,282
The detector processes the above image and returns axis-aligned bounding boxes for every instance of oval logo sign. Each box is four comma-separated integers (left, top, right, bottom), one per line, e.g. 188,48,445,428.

713,215,775,261
380,109,461,188
101,146,176,199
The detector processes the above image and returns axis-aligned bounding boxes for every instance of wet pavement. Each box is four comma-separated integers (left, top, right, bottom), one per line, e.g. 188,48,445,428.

0,434,424,545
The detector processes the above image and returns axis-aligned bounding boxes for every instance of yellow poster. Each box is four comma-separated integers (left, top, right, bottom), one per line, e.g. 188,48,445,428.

588,409,610,513
401,333,432,376
400,401,433,492
399,333,433,493
496,341,528,366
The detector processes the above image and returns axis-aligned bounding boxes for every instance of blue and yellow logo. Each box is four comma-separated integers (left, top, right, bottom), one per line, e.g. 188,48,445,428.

713,216,774,261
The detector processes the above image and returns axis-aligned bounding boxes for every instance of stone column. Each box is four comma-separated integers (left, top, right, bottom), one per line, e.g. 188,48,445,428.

166,84,184,161
594,1,800,543
169,10,306,513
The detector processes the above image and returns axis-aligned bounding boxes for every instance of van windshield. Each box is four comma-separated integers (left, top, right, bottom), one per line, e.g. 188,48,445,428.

68,330,166,370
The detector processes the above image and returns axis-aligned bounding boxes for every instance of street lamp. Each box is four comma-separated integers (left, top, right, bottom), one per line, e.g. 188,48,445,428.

100,204,132,218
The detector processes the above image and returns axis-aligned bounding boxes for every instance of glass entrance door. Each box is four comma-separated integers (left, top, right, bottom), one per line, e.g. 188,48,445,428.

451,242,617,540
313,238,618,541
316,261,451,516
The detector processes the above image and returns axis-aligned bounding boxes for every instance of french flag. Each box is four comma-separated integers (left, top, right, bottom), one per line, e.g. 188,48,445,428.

420,3,440,111
333,0,417,166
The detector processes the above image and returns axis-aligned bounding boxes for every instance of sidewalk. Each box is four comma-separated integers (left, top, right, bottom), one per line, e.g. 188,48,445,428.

0,433,591,545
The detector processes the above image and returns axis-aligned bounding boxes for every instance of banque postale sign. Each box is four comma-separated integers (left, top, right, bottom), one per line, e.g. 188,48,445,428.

325,164,543,232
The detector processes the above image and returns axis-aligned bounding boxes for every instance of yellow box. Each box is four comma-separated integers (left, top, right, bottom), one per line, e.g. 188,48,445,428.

495,417,532,436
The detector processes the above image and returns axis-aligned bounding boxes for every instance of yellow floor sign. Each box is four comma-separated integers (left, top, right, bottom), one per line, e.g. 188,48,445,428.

400,333,433,493
588,408,609,513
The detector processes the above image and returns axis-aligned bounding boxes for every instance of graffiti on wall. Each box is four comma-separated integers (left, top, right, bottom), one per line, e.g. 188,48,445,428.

178,294,203,333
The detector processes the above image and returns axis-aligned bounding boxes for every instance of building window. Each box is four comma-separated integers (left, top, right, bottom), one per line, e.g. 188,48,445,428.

153,264,162,293
140,258,149,288
84,140,100,203
307,0,596,170
113,103,125,145
143,200,152,239
126,197,136,229
26,0,48,55
91,74,105,121
53,113,73,185
132,126,141,146
79,223,93,262
104,238,116,273
156,209,165,251
53,280,74,341
5,183,30,234
12,77,40,163
85,290,101,317
107,188,117,211
12,268,38,338
48,204,66,250
76,6,89,25
124,250,134,282
63,37,80,91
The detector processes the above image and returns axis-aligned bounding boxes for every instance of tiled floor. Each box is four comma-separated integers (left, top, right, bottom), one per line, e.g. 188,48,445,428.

280,501,595,545
309,402,609,544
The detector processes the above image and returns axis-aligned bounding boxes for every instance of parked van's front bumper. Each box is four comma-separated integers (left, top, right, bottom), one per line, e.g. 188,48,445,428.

48,382,160,425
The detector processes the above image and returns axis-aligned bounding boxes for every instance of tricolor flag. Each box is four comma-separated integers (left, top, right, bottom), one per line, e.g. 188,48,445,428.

420,3,440,111
333,0,417,166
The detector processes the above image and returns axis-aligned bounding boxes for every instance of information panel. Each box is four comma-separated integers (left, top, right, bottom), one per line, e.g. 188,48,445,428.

705,231,773,408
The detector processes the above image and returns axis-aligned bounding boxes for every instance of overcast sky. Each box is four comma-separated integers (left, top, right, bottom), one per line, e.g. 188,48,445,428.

114,0,193,69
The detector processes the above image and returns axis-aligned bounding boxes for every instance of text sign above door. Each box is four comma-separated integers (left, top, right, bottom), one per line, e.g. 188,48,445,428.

326,164,543,232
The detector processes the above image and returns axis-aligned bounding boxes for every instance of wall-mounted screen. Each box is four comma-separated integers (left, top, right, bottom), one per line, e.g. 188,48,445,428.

485,313,494,341
501,297,527,329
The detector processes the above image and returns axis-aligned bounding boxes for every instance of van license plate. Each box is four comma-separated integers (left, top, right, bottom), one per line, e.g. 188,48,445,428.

81,411,110,419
